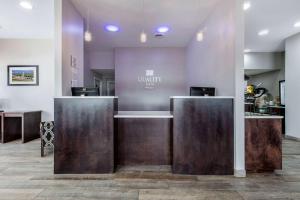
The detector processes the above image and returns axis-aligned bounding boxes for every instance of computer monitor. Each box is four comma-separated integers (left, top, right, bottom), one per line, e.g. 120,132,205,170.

71,87,100,96
190,87,215,96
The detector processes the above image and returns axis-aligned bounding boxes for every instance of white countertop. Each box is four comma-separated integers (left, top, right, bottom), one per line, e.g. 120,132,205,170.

114,111,173,118
170,96,234,99
55,96,118,99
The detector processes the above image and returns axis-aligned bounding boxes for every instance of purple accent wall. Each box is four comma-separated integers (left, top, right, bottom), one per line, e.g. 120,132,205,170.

115,47,186,111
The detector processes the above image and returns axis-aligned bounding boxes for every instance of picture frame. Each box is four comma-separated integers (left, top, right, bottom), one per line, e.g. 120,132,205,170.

279,80,285,106
7,65,39,86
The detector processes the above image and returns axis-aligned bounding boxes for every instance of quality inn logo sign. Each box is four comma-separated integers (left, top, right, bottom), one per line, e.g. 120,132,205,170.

138,69,162,89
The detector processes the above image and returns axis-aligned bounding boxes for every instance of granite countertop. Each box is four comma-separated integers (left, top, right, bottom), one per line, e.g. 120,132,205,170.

245,112,284,119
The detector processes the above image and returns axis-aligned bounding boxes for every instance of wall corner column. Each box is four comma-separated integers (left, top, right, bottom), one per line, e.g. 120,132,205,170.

54,0,63,97
234,0,246,177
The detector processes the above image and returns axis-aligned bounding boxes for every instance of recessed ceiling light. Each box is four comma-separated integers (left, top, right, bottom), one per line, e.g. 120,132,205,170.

294,21,300,28
19,0,33,10
243,1,251,11
244,49,251,53
157,26,169,33
258,29,269,36
105,25,119,32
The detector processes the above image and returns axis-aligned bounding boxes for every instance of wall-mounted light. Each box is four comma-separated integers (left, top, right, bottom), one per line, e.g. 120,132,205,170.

197,31,204,42
140,0,147,43
19,0,33,10
84,31,92,42
140,31,147,43
85,8,92,42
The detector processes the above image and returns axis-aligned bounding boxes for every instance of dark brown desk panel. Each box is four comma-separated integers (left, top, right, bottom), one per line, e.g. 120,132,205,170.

172,97,234,175
54,97,116,174
1,111,41,143
116,118,171,165
23,112,42,143
2,117,22,143
245,118,282,172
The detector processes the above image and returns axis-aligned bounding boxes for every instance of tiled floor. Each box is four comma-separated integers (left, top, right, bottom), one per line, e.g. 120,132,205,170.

0,139,299,200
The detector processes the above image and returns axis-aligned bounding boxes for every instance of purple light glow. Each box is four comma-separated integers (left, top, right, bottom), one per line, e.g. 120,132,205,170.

105,25,119,32
157,26,169,33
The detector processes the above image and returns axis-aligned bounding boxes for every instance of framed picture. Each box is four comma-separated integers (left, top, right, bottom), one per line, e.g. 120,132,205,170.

8,65,39,86
279,80,285,106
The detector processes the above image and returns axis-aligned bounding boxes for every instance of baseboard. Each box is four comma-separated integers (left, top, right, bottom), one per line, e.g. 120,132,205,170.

284,135,300,142
234,169,246,177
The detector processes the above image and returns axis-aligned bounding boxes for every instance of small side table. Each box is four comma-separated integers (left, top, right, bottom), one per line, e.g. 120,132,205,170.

1,111,42,143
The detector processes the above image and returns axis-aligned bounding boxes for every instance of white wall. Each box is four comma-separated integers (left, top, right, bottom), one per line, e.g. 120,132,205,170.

244,52,284,70
0,39,55,121
285,33,300,139
186,0,245,176
61,0,84,96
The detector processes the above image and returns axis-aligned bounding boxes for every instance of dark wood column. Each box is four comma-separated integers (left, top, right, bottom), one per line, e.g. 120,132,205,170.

171,97,234,175
54,97,117,174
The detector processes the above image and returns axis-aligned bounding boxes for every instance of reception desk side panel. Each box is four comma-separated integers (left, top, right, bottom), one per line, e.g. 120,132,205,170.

172,98,234,175
54,98,115,174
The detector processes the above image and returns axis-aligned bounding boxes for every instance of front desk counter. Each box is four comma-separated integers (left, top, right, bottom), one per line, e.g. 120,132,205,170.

114,111,173,166
54,96,234,175
171,96,234,175
54,97,118,174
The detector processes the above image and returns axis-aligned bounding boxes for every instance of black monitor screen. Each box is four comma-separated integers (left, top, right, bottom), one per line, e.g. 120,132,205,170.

190,87,215,96
71,87,100,96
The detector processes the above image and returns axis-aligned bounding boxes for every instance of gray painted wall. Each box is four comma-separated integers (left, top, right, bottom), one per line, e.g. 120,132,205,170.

285,33,300,139
115,47,186,111
248,69,285,99
186,0,237,96
185,0,245,175
244,52,285,70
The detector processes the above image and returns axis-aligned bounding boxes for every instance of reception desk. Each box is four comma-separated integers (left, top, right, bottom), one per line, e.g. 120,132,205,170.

54,96,234,175
171,97,234,175
115,111,172,166
54,97,117,174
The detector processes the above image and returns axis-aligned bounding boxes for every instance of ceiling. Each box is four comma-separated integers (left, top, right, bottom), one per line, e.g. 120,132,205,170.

71,0,220,51
245,0,300,52
0,0,54,39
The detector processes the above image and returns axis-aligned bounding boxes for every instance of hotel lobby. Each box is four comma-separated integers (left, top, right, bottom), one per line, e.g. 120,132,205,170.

0,0,300,199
